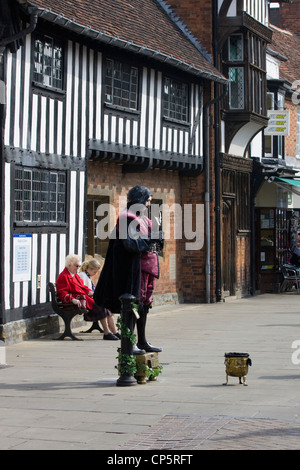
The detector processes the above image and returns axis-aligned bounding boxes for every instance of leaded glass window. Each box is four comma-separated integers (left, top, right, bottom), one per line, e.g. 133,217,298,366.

229,67,244,109
14,167,66,223
163,77,189,122
33,34,63,89
229,35,243,61
104,59,138,110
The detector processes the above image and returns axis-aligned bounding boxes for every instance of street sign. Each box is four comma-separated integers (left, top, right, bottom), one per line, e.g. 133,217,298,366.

265,110,290,136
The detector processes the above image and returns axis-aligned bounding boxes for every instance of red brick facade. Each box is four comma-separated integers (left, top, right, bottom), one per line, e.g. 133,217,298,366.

285,97,298,158
165,0,213,56
279,0,300,39
87,161,211,304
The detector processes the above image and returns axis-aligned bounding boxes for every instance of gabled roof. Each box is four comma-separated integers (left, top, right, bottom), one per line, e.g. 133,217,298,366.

16,0,226,83
269,24,300,85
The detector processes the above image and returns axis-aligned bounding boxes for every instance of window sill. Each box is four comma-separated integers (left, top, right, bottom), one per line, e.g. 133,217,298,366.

162,116,190,128
14,221,68,228
32,81,66,98
104,102,140,116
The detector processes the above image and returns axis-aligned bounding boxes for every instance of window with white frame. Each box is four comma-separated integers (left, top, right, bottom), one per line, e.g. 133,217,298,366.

14,167,66,223
264,91,284,159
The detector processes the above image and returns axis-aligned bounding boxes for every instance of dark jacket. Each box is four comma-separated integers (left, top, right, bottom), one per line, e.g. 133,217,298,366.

94,209,155,313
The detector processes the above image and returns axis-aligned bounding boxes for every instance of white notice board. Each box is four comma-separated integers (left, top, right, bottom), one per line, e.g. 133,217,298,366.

13,234,32,282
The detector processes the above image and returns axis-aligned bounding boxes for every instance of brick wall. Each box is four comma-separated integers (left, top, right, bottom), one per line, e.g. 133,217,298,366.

87,160,211,303
87,145,217,303
279,0,300,38
179,82,216,303
285,96,297,158
165,0,213,56
236,236,251,297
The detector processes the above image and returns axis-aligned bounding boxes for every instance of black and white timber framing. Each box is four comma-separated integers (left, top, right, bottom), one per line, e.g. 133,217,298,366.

1,10,209,325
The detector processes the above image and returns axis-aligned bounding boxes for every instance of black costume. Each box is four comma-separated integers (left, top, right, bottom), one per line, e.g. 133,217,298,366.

94,185,163,353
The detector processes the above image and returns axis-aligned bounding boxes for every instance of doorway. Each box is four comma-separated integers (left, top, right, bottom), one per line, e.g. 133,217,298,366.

222,198,236,297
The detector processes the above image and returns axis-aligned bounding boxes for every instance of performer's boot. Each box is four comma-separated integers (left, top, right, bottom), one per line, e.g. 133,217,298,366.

131,315,146,355
137,304,162,353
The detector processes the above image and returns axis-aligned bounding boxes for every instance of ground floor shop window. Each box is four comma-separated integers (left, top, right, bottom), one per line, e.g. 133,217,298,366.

257,208,300,273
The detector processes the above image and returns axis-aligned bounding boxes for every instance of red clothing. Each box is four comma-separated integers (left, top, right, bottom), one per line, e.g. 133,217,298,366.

56,267,94,310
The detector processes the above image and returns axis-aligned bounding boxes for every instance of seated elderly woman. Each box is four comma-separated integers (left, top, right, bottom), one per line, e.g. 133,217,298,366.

56,254,120,340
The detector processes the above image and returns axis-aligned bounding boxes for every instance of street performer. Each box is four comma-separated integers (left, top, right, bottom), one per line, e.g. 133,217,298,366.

94,185,163,354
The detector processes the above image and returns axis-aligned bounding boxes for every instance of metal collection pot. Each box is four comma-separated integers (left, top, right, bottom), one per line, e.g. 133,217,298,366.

224,352,252,386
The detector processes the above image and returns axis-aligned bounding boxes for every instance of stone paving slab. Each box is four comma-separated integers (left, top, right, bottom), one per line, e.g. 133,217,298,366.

121,414,300,450
2,293,300,450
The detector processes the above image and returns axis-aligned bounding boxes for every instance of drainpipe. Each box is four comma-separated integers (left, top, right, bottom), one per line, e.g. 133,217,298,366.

0,11,38,48
212,0,222,302
203,85,228,304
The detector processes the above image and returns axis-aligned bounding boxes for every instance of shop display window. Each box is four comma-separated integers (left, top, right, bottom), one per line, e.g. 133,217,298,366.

258,208,294,272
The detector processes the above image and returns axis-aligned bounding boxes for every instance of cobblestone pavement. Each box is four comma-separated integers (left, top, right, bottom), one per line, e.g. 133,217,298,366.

121,414,300,450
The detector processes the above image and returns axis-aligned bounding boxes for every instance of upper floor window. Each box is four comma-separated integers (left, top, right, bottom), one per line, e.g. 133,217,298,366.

227,34,245,110
225,31,267,115
14,167,66,223
229,35,243,61
163,77,189,123
229,67,244,109
33,34,63,90
264,91,284,159
104,59,138,110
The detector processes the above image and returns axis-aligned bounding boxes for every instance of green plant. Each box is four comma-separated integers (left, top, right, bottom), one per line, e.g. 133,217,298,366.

116,315,136,345
116,315,137,376
116,351,137,375
116,313,163,380
136,362,163,380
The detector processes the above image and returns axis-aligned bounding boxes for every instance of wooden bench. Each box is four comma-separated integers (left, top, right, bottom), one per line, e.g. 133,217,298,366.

48,282,88,340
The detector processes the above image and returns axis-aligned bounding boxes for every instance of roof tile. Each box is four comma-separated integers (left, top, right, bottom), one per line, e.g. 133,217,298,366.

20,0,225,81
269,25,300,84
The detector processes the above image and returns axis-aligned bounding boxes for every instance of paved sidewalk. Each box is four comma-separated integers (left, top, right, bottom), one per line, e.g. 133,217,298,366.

1,293,300,450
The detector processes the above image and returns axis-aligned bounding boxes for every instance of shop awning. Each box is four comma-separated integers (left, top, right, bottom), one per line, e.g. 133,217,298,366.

275,177,300,196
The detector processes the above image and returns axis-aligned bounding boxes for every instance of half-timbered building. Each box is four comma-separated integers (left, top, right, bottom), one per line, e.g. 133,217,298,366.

165,0,290,299
1,0,225,341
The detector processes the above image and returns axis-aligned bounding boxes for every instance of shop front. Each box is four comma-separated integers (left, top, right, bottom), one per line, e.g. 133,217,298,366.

255,177,300,292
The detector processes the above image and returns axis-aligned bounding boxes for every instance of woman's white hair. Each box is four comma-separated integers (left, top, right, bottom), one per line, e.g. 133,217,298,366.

65,254,81,267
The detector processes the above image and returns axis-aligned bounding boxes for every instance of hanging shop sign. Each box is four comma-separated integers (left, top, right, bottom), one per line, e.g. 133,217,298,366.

265,110,290,136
